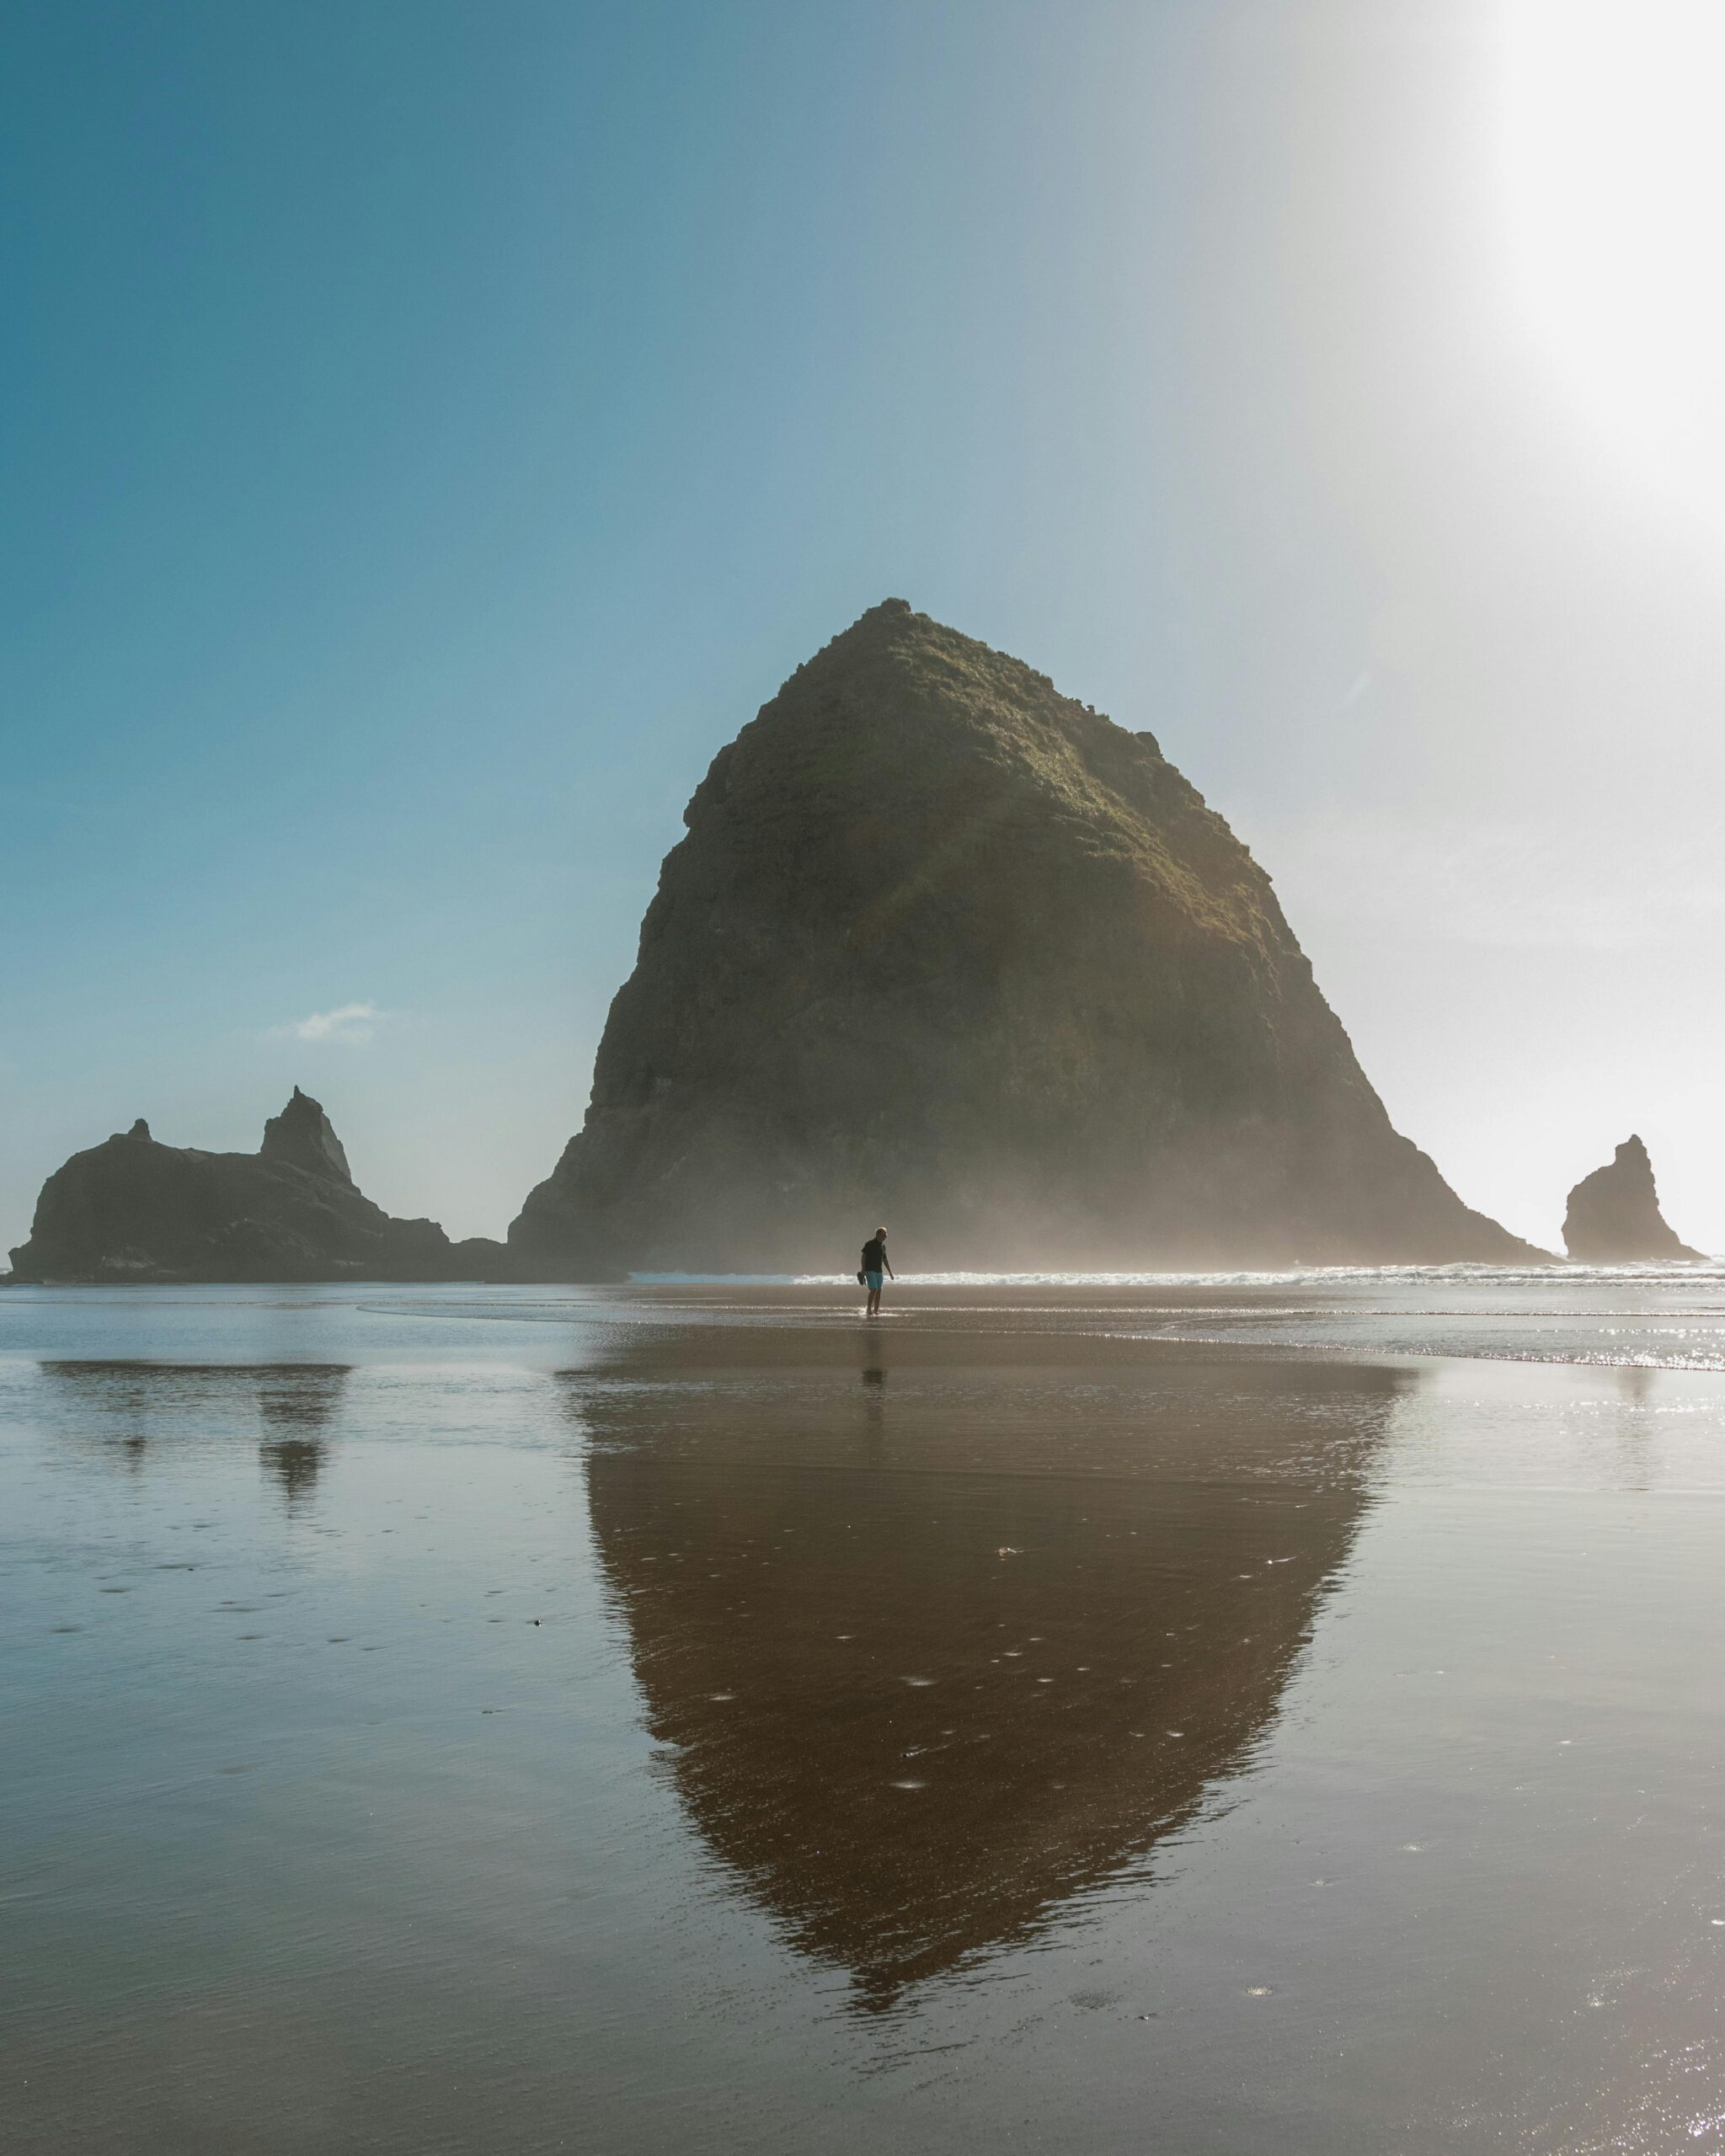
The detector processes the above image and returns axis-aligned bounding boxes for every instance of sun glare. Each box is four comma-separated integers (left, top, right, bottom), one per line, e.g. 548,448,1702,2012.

1499,0,1725,520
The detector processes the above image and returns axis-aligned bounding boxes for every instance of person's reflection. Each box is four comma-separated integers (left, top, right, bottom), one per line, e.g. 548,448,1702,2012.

569,1331,1407,2009
858,1331,887,1433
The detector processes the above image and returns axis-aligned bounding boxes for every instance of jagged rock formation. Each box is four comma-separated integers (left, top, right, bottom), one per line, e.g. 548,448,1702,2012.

1562,1135,1705,1262
512,600,1546,1275
8,1092,511,1283
259,1086,354,1185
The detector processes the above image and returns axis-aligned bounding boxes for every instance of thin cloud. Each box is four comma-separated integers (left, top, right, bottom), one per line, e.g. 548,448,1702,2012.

271,1001,385,1044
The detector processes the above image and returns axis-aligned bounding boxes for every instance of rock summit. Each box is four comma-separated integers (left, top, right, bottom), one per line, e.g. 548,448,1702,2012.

260,1085,355,1185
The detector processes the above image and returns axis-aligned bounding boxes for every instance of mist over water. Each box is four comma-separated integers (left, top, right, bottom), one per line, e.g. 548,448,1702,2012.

709,1265,1725,1370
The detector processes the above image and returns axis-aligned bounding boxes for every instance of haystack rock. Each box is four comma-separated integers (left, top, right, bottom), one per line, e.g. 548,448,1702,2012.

1562,1135,1705,1262
511,600,1545,1276
8,1091,510,1283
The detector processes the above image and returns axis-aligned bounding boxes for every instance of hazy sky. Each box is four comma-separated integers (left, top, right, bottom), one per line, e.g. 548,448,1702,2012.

7,0,1723,1258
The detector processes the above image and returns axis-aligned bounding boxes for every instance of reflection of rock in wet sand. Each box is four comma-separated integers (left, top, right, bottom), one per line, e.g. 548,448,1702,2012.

41,1362,349,1504
256,1369,347,1502
570,1325,1407,2007
261,1434,323,1502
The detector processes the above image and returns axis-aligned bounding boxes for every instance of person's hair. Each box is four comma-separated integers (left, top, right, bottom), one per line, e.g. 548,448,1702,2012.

875,1226,887,1237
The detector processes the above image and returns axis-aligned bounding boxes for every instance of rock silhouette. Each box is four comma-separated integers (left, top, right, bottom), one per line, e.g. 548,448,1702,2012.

1563,1135,1704,1262
8,1094,510,1283
513,600,1544,1274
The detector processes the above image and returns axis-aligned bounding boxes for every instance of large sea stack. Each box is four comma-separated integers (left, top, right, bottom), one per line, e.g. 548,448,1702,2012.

511,601,1542,1275
1562,1135,1704,1262
8,1088,510,1283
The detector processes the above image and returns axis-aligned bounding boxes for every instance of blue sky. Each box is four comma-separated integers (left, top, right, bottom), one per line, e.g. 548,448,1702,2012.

8,0,1724,1255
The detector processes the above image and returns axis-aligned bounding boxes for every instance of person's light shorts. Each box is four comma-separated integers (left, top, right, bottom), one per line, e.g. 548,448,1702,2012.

864,1271,884,1291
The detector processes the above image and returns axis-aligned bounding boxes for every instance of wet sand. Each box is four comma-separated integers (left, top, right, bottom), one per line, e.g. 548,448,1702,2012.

4,1278,1725,2152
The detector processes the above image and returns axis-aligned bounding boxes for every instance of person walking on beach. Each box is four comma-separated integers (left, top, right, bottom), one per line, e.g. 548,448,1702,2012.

861,1227,894,1319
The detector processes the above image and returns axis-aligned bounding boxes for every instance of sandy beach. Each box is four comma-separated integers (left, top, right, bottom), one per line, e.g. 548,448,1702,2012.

3,1273,1724,2151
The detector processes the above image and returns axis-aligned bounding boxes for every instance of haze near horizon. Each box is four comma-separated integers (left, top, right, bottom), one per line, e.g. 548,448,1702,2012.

7,0,1722,1257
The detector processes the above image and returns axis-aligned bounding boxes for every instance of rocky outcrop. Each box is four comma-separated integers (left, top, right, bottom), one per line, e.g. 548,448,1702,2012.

259,1086,353,1185
512,600,1546,1276
8,1092,511,1283
1562,1135,1705,1262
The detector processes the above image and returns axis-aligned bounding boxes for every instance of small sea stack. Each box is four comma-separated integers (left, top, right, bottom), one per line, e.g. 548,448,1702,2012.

1562,1134,1705,1262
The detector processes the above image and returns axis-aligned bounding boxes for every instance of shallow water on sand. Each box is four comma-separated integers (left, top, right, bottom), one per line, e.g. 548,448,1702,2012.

5,1274,1725,2153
